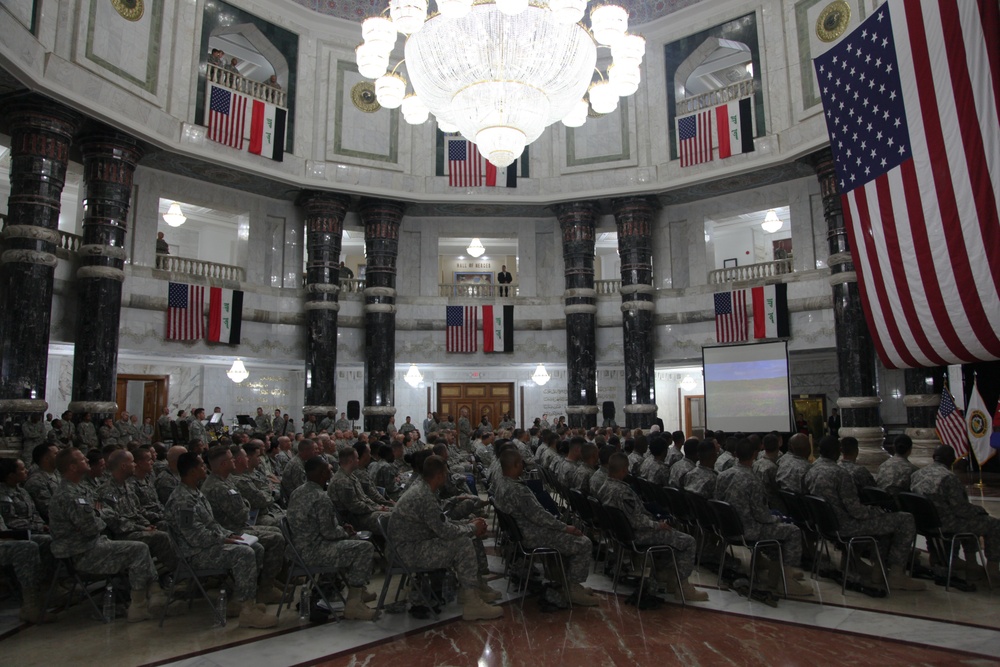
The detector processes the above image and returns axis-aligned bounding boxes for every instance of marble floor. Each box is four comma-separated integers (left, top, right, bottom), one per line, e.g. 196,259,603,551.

2,498,999,667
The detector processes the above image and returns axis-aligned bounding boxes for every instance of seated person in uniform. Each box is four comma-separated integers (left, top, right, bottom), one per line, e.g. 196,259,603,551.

838,436,876,494
876,434,918,497
682,440,719,499
328,447,391,532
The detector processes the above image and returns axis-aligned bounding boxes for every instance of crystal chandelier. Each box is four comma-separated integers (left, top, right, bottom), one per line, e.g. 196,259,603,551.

163,202,187,227
227,359,249,383
761,209,782,233
357,0,645,168
467,238,485,257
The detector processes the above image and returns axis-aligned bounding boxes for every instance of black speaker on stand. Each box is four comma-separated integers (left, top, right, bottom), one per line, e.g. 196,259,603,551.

347,400,360,429
602,401,615,424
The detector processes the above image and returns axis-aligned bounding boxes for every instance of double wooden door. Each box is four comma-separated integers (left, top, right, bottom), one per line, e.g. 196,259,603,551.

436,383,514,427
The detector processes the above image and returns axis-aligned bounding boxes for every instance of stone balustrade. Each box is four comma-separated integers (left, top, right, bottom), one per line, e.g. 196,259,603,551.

207,63,287,108
155,253,245,281
595,279,621,295
708,258,794,284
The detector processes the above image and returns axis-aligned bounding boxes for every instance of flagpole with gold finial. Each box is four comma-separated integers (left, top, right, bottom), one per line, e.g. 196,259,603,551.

970,371,986,489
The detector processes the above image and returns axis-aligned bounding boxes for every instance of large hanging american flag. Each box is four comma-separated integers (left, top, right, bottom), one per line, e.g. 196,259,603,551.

936,386,969,458
676,109,713,167
167,282,204,341
446,136,484,187
446,305,478,353
714,291,748,343
814,0,1000,369
207,85,248,149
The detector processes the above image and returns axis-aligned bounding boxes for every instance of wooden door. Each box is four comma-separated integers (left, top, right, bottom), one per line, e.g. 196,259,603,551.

114,374,170,424
684,395,706,439
437,383,514,428
142,382,158,424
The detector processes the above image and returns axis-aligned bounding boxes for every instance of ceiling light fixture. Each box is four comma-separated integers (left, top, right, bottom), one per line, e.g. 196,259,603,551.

404,363,424,387
467,238,486,258
761,209,782,233
163,202,187,227
358,1,644,168
227,359,249,383
532,363,551,386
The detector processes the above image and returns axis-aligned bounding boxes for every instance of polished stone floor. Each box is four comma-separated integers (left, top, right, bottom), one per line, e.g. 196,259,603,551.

2,497,998,667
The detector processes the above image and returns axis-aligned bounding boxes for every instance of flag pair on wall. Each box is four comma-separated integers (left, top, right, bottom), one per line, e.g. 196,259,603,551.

166,282,243,344
206,85,285,161
446,136,517,188
713,285,788,343
445,305,514,353
676,99,754,167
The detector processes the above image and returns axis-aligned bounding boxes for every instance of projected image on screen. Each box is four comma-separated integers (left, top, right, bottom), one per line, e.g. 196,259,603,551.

703,341,792,433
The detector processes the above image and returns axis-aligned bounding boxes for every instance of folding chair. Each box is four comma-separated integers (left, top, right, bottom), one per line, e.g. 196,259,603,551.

683,491,719,568
374,514,443,618
492,506,571,610
803,494,889,596
159,528,229,626
597,503,685,606
277,517,348,619
41,557,108,621
860,486,898,513
897,492,992,592
708,500,786,598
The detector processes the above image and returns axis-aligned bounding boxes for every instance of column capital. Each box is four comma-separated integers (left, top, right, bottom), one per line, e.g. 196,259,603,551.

297,191,351,226
359,198,406,225
0,92,82,141
77,126,145,169
610,195,658,220
552,200,598,233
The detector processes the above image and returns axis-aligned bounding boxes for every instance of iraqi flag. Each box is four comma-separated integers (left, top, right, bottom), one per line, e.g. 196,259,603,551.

751,283,789,339
208,287,243,344
248,99,286,162
483,305,513,353
715,97,754,158
485,160,517,188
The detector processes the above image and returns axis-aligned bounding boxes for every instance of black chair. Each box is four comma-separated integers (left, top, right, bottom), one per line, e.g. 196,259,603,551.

41,557,108,622
663,486,694,533
158,527,229,626
860,486,898,513
896,492,992,592
374,514,443,617
683,491,719,567
276,517,348,619
802,494,889,596
597,503,684,605
708,500,787,598
492,506,570,610
567,489,607,570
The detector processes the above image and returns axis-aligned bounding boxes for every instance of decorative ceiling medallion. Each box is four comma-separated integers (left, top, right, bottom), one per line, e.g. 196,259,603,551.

351,81,381,113
110,0,145,21
816,1,851,43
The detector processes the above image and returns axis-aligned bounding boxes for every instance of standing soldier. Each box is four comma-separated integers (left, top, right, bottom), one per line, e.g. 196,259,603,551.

20,414,47,461
187,408,208,446
156,407,173,443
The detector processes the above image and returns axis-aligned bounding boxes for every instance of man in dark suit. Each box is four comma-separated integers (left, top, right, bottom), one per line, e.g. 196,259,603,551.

827,408,841,437
497,265,513,297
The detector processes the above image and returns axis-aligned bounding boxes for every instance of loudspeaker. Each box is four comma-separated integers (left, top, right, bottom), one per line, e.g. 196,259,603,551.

347,401,361,421
602,401,615,420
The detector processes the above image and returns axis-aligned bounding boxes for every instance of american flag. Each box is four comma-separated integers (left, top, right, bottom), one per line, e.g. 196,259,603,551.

207,85,248,149
447,136,484,187
676,109,713,167
167,282,205,341
814,0,1000,369
714,291,748,343
936,386,969,458
446,305,478,353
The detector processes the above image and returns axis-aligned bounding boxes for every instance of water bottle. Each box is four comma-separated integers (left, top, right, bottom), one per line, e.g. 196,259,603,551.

216,589,228,627
102,584,115,623
298,587,310,620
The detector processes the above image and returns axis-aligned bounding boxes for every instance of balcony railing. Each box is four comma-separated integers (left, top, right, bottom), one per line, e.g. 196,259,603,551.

595,279,621,295
339,278,366,294
60,230,82,252
155,253,245,281
676,80,756,116
439,283,519,298
207,63,287,108
708,258,793,284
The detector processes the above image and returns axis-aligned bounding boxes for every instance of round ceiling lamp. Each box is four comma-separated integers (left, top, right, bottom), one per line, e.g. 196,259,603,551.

227,359,249,383
532,364,551,386
163,202,187,227
467,238,486,258
761,209,783,233
404,363,424,387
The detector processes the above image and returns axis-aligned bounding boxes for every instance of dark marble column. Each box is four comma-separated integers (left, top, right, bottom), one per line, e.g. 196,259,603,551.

903,366,947,466
0,94,81,417
613,196,657,429
360,198,404,433
298,191,350,418
812,149,883,462
553,201,598,429
67,127,144,422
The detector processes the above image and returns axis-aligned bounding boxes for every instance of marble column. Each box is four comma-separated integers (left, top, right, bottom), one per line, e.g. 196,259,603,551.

812,149,883,462
67,128,144,422
613,196,657,429
553,201,598,429
360,198,404,433
903,366,947,467
0,94,81,417
299,191,350,418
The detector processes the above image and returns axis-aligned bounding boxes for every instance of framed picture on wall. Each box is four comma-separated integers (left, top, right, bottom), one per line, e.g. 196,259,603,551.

723,258,738,268
453,272,493,297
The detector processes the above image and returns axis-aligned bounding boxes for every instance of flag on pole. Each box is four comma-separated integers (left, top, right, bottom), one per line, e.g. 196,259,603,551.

713,291,748,343
715,97,754,158
676,110,713,167
208,287,244,345
206,86,249,149
485,160,517,188
446,136,484,187
167,282,204,341
813,0,1000,369
935,386,969,458
991,400,1000,451
751,283,789,339
446,305,478,353
966,379,995,465
482,305,513,353
248,99,286,162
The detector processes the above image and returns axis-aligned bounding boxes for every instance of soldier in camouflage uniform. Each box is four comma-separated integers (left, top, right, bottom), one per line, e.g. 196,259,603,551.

714,437,737,473
492,450,599,606
667,440,698,488
838,436,876,494
130,446,165,525
155,445,186,505
554,437,585,489
163,452,277,628
911,445,1000,581
803,436,925,591
602,453,707,601
776,434,811,494
511,429,536,469
1,458,49,534
572,443,599,497
368,443,403,501
328,447,390,532
48,448,166,622
187,408,208,446
116,412,137,445
156,408,173,444
280,439,317,500
20,414,47,461
637,438,671,487
286,457,377,620
752,433,784,510
682,441,719,499
387,455,502,621
457,409,472,452
52,413,76,445
715,440,813,596
98,417,121,447
534,432,558,472
75,413,99,453
202,446,284,603
876,434,918,497
24,444,60,521
589,446,615,500
0,513,49,623
354,443,395,507
232,441,282,526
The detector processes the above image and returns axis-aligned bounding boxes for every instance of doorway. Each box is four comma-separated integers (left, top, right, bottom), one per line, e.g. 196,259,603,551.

115,374,170,425
792,395,827,442
684,395,706,439
436,383,514,428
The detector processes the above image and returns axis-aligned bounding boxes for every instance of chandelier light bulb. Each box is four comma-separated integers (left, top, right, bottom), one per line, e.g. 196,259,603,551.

362,16,397,49
356,43,389,79
762,209,783,233
475,126,525,168
561,99,589,127
437,0,473,19
163,202,186,227
612,33,646,66
467,238,486,257
375,73,407,108
548,0,587,25
401,93,430,124
588,80,619,114
390,0,427,34
608,63,640,96
590,4,628,46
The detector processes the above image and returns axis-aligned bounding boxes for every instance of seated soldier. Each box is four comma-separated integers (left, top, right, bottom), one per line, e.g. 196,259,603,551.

201,445,285,604
627,435,648,476
838,436,876,494
286,457,377,620
751,433,783,510
715,439,813,596
714,436,738,473
601,453,707,602
588,445,617,499
328,447,391,532
24,444,60,522
572,442,600,497
354,442,396,507
911,445,1000,582
82,449,108,497
776,433,812,494
0,457,50,537
48,448,167,622
155,445,187,505
638,437,671,487
876,434,918,497
232,441,282,525
666,431,686,467
534,431,559,472
804,436,925,592
0,513,51,623
682,440,719,499
164,453,277,628
280,439,319,501
130,445,165,525
388,455,502,621
368,444,403,501
492,449,599,606
667,438,699,488
554,436,586,489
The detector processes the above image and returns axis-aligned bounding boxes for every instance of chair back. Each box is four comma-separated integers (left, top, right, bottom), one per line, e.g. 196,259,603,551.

860,486,898,512
601,504,638,547
802,495,841,537
493,507,527,546
684,490,717,534
896,492,943,535
778,490,810,526
663,486,691,523
567,489,594,524
707,499,745,541
586,495,606,531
